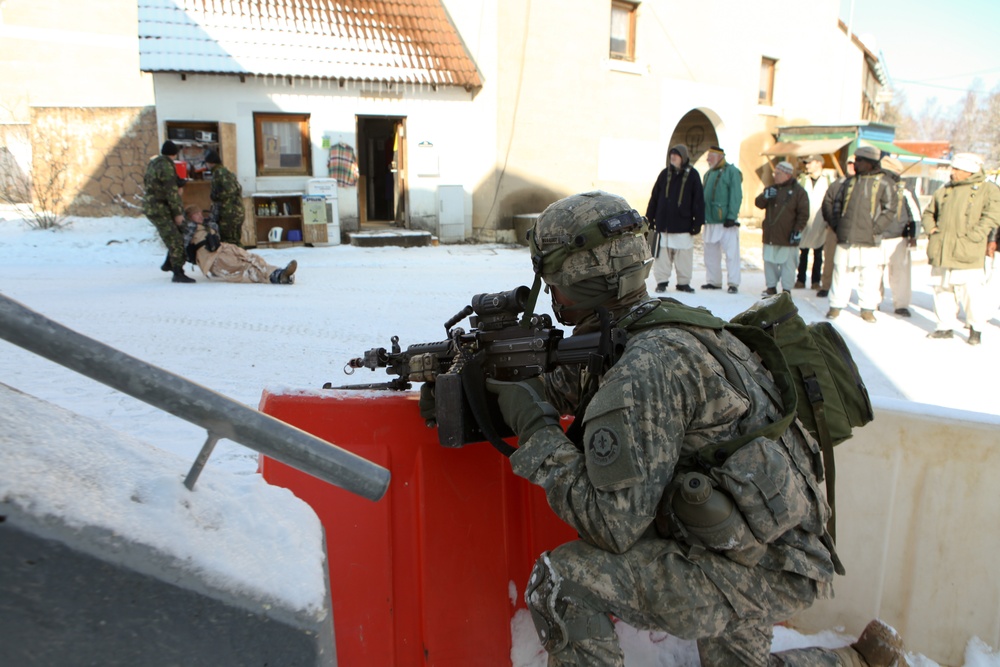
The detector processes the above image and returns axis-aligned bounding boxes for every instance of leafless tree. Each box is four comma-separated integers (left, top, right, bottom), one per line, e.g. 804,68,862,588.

0,103,70,229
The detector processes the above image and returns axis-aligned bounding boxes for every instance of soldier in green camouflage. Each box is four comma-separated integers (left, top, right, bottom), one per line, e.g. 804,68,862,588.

486,191,907,666
143,141,195,283
205,150,245,246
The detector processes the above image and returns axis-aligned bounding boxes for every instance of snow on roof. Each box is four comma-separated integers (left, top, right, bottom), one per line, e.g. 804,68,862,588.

138,0,482,89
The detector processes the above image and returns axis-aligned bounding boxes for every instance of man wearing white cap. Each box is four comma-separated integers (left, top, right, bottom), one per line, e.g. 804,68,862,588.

922,152,1000,345
825,145,896,323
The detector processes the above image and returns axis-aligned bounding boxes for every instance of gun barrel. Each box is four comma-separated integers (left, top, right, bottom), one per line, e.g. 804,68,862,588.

0,293,391,502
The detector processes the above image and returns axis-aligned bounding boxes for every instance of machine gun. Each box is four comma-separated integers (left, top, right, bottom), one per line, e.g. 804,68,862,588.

332,286,627,454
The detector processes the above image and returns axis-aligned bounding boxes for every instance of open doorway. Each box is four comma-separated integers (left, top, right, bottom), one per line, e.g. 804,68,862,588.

356,115,407,228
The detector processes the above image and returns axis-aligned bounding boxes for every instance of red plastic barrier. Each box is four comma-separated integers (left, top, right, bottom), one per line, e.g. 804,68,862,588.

259,389,577,667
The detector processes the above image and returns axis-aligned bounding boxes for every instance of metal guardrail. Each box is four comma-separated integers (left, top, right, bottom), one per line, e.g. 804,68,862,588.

0,293,391,501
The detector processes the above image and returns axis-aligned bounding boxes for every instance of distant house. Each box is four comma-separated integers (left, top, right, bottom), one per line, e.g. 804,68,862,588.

3,0,894,241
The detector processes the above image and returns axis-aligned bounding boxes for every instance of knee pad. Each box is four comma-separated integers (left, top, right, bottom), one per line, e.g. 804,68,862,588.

524,552,614,654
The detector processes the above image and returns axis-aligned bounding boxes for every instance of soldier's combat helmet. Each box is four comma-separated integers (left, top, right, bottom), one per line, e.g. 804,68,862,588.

526,191,651,325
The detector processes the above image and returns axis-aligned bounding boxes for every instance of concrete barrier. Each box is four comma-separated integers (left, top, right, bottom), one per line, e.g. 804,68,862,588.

791,397,1000,666
0,384,336,666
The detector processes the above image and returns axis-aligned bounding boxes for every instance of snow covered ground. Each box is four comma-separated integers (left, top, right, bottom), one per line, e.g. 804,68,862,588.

1,210,998,666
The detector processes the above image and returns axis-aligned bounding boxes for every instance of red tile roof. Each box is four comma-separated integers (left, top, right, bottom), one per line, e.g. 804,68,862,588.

138,0,481,90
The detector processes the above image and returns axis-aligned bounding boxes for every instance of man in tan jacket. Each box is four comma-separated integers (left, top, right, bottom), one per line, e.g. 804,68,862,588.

922,153,1000,345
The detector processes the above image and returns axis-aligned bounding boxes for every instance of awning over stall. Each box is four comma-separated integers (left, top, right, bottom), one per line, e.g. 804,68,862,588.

761,137,853,157
858,139,925,158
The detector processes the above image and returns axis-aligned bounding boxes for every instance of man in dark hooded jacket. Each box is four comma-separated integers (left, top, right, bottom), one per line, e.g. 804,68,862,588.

645,144,704,293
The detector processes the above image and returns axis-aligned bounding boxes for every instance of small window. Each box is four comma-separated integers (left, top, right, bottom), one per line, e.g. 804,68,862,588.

610,1,637,61
759,57,777,106
254,112,312,176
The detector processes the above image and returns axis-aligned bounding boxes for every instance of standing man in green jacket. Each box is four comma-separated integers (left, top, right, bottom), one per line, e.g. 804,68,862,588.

206,150,245,246
701,145,743,293
923,152,1000,345
143,140,194,283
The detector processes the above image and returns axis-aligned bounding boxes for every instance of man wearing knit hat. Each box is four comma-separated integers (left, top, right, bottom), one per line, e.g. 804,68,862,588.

205,150,245,246
825,145,896,323
143,140,195,283
645,144,704,293
878,156,922,317
922,152,1000,344
701,145,743,293
754,160,808,295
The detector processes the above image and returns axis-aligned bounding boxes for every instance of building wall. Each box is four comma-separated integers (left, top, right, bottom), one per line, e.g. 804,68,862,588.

31,107,157,217
0,0,154,121
479,0,869,227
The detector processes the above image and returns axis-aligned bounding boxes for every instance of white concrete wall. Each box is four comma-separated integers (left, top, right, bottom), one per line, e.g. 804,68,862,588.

152,74,487,238
791,397,1000,667
0,0,154,121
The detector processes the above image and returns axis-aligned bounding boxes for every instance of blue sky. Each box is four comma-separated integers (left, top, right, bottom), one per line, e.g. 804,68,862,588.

839,0,1000,114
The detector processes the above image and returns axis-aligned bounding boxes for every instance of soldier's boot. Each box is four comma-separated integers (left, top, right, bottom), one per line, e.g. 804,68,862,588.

171,268,196,283
831,619,907,667
160,253,172,272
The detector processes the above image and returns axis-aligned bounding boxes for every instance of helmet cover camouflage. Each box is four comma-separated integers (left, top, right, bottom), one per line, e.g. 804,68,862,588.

529,191,651,289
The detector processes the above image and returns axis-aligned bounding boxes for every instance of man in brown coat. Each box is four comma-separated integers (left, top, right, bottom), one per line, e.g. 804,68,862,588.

755,161,809,295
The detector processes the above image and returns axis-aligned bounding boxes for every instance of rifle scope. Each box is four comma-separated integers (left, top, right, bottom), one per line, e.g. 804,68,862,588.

471,286,528,316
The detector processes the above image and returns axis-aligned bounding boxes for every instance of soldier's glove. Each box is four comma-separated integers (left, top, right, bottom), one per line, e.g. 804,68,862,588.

485,377,560,443
763,186,778,200
418,382,437,427
205,233,221,252
723,219,739,228
789,230,802,245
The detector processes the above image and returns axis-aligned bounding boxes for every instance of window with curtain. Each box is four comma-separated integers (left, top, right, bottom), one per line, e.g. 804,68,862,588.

610,1,637,61
254,112,312,176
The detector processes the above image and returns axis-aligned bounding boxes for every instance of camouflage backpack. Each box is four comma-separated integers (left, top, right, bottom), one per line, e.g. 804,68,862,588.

619,291,874,538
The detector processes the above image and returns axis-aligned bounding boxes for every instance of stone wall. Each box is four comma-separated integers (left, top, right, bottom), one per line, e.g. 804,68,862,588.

31,107,158,218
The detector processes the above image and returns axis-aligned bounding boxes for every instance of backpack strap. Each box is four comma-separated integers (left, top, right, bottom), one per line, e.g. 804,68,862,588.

687,324,799,468
618,300,799,468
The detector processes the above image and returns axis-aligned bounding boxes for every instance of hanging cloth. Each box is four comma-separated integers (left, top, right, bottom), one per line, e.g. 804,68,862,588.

328,142,359,187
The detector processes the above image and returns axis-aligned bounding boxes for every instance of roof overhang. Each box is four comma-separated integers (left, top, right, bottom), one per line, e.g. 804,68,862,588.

761,137,853,157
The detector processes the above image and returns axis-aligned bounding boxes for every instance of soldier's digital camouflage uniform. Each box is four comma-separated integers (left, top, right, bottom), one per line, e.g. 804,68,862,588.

488,191,905,667
209,163,245,246
143,151,186,268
